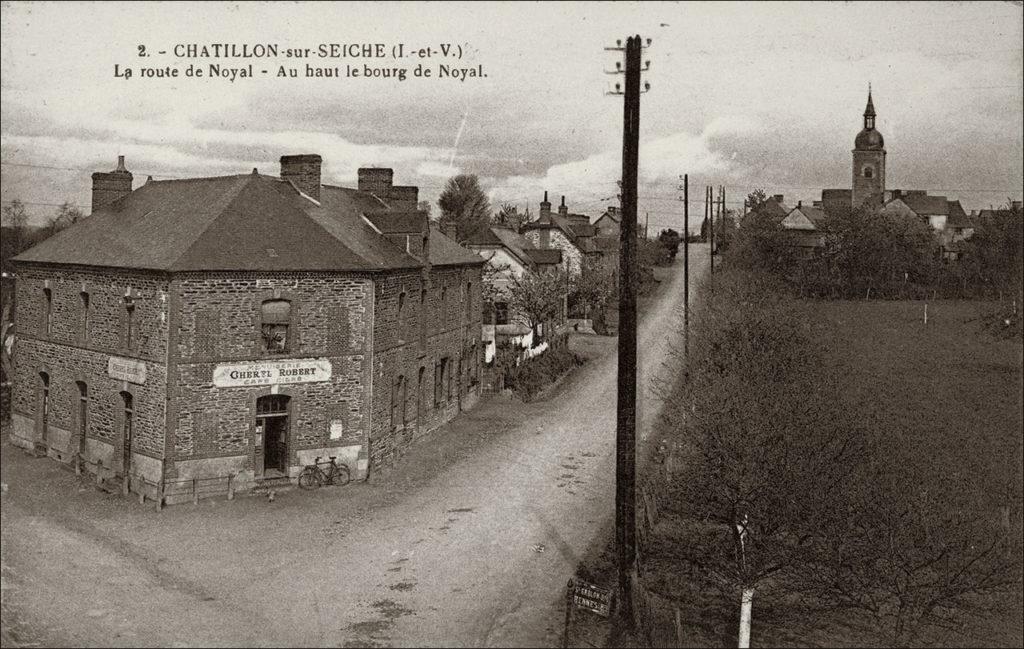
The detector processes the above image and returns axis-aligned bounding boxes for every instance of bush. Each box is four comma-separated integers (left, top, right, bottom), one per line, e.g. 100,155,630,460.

505,345,584,401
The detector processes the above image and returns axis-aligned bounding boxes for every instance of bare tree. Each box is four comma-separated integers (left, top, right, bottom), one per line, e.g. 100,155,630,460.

506,266,567,345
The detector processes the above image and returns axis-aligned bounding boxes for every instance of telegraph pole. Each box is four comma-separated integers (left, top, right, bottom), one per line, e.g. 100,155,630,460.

605,32,648,627
682,174,689,358
709,185,715,276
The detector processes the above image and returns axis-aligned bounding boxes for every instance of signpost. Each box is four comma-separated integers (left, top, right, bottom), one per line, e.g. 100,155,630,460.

563,577,613,647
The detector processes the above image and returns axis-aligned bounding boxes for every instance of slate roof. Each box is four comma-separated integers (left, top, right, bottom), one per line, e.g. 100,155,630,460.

15,172,481,271
899,193,949,216
593,236,619,253
522,248,562,265
597,210,621,224
945,201,972,229
364,211,428,234
820,189,852,217
784,206,829,230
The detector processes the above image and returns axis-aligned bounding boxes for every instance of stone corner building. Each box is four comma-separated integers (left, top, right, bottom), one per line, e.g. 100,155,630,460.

10,154,484,498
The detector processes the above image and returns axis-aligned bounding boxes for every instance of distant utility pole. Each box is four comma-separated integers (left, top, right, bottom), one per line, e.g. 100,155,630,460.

709,185,715,276
605,32,650,628
681,174,689,358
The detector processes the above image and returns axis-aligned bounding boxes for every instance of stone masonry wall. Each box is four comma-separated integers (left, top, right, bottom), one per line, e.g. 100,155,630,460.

170,272,373,478
11,265,169,468
369,265,483,468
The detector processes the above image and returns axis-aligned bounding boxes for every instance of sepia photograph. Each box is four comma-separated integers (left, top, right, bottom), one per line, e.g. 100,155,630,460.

1,1,1021,647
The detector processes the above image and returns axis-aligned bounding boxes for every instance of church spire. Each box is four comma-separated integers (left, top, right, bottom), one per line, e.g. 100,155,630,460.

864,84,876,129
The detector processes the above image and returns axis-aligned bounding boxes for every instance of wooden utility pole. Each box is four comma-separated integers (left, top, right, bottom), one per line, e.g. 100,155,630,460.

709,185,715,276
683,174,689,359
608,33,643,627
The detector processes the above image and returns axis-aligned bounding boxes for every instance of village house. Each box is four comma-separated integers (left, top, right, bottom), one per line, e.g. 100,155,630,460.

10,154,484,501
593,206,621,237
463,225,563,384
521,193,601,276
779,201,829,256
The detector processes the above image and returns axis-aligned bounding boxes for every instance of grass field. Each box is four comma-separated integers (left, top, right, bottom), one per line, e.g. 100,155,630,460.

638,298,1024,648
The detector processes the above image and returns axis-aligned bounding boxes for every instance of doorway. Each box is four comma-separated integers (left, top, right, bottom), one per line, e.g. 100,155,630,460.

256,395,290,475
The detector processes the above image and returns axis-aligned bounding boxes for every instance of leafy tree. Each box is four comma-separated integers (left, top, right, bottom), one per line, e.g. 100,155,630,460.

657,228,681,261
746,188,767,213
438,174,490,242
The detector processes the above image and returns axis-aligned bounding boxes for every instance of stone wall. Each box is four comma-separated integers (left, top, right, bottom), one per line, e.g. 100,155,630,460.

169,272,374,480
11,265,169,476
369,266,482,469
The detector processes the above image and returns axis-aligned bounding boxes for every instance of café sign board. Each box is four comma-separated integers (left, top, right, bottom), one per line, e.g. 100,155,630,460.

107,356,147,384
212,358,332,388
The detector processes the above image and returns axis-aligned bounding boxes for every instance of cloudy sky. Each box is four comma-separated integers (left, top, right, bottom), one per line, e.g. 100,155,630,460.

2,1,1021,232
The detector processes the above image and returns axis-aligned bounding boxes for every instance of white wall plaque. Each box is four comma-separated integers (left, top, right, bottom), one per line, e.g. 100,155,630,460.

107,356,147,384
212,358,332,388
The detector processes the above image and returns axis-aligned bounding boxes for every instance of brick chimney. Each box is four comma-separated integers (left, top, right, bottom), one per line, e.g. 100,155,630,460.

280,154,322,202
358,168,394,198
387,185,419,211
772,194,784,203
91,155,133,213
539,191,551,223
1012,200,1022,212
558,195,568,217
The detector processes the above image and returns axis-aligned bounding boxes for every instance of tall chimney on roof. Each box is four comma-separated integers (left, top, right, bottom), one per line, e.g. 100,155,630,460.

280,154,322,202
91,155,133,214
558,195,568,217
358,167,394,198
540,191,551,223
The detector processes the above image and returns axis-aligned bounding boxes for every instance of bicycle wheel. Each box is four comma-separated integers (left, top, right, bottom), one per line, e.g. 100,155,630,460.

298,468,320,490
331,464,351,487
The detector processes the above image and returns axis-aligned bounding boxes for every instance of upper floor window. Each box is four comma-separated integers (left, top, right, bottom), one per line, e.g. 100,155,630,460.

863,166,874,179
465,282,473,322
43,288,53,336
495,301,509,325
419,288,427,348
80,291,91,342
124,296,136,350
397,291,406,342
261,299,291,354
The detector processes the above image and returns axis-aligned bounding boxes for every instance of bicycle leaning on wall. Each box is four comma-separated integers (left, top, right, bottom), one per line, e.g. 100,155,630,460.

298,456,351,489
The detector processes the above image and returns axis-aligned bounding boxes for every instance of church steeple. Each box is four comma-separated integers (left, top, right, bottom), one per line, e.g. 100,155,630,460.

863,84,876,130
852,85,886,207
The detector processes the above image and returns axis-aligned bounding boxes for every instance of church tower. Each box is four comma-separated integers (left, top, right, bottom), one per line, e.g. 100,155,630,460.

851,87,886,207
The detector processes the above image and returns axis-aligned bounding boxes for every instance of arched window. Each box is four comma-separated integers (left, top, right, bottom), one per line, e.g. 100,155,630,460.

120,391,134,475
43,288,53,336
124,295,136,349
39,372,50,440
391,374,407,428
76,381,89,444
80,291,91,343
397,291,406,342
261,299,291,353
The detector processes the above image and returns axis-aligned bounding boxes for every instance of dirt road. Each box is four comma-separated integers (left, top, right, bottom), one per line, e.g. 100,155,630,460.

1,248,708,648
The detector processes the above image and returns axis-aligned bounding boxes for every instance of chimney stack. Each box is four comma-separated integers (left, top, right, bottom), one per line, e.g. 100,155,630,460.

91,155,133,213
280,154,322,202
558,195,568,217
540,191,551,223
1012,200,1022,212
358,167,394,198
773,194,784,203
